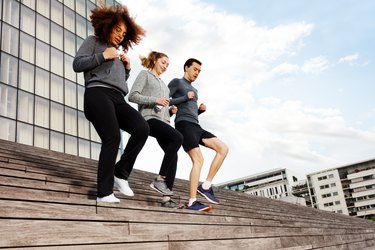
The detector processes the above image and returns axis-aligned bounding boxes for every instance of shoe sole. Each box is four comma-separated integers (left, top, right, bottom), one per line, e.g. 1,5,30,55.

114,182,134,197
200,205,213,212
187,205,213,212
197,189,220,204
150,183,173,196
96,198,120,203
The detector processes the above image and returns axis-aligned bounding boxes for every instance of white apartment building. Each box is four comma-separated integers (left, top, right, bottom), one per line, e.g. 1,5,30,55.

218,168,305,205
307,169,348,215
347,167,375,218
307,159,375,219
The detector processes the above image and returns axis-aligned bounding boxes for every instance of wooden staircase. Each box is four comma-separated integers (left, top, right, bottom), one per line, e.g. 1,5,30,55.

1,139,375,249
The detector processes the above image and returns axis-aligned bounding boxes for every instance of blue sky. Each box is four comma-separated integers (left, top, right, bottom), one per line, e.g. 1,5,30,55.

121,0,375,183
212,0,375,127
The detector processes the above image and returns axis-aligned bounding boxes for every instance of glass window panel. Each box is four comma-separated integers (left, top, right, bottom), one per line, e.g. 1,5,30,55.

51,48,64,76
3,0,20,28
17,90,34,124
50,131,64,152
50,101,63,132
0,53,18,87
51,23,63,50
76,0,86,17
21,5,35,36
90,123,101,142
17,122,33,146
91,142,100,160
50,73,64,103
21,0,36,10
36,14,50,43
64,29,76,56
106,0,115,7
34,126,49,149
1,23,19,56
77,85,84,110
78,111,90,139
19,32,35,64
65,134,77,155
86,1,95,19
51,0,63,25
36,0,50,18
64,6,75,32
76,14,86,39
36,40,50,70
64,54,76,81
78,138,90,158
19,61,35,93
64,79,77,108
35,67,50,98
64,0,75,10
87,20,94,36
65,107,77,136
77,72,85,87
0,83,17,118
0,116,16,141
35,96,49,128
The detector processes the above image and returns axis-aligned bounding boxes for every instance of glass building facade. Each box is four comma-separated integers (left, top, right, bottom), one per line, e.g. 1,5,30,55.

0,0,119,160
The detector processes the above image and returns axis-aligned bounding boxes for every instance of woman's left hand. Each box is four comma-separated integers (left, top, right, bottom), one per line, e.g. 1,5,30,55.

170,105,178,114
119,53,131,70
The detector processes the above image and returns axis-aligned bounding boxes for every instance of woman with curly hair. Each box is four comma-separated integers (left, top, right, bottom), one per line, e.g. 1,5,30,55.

73,5,149,203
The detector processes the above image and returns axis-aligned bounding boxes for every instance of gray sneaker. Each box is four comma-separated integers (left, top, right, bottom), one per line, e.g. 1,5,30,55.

150,179,173,196
161,199,179,208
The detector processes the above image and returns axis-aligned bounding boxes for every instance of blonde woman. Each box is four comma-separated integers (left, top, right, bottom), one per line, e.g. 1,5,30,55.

129,51,183,208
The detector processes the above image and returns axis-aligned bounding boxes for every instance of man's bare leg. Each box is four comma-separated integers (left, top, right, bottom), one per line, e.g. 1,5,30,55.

187,147,204,199
202,137,228,182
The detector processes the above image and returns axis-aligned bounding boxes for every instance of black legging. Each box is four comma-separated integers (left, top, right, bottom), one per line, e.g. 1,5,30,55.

84,87,149,197
147,118,183,190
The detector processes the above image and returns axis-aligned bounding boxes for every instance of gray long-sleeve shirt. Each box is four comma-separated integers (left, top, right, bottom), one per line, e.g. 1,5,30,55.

72,35,130,95
168,77,200,124
128,70,171,123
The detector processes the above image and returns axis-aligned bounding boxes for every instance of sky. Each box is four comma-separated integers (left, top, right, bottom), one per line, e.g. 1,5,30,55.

119,0,375,184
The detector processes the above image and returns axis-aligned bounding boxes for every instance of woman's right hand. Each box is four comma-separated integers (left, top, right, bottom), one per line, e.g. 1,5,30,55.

156,98,170,107
103,47,118,60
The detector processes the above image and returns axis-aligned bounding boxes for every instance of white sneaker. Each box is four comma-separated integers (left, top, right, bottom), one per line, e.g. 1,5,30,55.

114,176,134,196
96,193,120,203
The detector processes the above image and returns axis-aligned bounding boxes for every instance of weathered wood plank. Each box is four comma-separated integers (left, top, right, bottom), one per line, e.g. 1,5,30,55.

0,219,135,247
169,238,282,250
7,242,170,250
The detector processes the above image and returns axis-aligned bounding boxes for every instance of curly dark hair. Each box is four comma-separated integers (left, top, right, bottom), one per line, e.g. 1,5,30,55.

90,5,145,51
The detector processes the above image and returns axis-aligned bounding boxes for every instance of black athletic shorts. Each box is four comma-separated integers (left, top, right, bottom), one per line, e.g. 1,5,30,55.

175,121,216,152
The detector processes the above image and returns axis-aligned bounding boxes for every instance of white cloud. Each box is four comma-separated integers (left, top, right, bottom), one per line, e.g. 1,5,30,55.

302,56,330,74
119,0,375,184
271,62,300,75
339,53,359,63
338,53,369,67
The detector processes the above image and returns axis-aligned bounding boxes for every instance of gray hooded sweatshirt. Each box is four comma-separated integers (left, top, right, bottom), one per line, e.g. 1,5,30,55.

128,70,171,123
73,35,130,95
